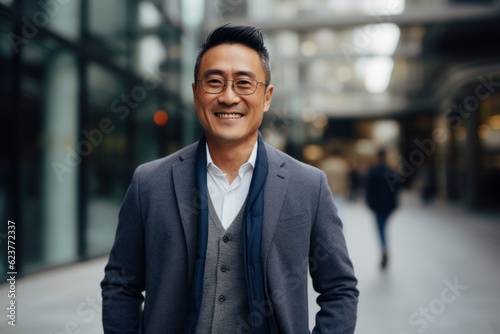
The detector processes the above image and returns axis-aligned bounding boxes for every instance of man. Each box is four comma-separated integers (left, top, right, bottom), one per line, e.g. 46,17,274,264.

101,25,358,333
365,149,399,270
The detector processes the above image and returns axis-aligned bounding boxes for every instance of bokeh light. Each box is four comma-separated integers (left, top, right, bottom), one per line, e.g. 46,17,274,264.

154,110,169,126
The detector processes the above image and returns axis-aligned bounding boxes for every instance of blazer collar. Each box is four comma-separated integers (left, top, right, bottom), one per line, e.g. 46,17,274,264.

172,143,199,280
261,144,289,263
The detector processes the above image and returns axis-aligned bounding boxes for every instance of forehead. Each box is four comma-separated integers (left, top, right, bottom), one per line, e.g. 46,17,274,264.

199,43,265,78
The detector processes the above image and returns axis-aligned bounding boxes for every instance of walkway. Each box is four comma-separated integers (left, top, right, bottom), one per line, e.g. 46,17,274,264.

1,191,499,333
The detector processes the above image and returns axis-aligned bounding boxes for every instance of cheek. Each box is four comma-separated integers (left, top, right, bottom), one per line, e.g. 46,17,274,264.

197,108,208,123
194,95,208,113
196,100,215,123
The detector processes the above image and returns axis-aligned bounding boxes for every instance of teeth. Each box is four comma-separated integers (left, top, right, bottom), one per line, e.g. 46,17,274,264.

216,113,242,119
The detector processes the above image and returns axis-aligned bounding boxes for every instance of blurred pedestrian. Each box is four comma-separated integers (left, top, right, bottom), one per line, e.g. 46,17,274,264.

348,159,361,202
365,149,399,270
318,147,350,220
420,161,437,205
101,25,358,333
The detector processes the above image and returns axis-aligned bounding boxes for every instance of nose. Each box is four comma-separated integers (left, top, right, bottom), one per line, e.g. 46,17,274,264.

217,81,241,105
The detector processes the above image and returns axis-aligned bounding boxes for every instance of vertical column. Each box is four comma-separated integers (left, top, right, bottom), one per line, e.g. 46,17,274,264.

42,51,79,265
180,0,205,146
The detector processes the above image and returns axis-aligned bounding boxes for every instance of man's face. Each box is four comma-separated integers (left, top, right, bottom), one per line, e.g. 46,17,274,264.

192,43,274,146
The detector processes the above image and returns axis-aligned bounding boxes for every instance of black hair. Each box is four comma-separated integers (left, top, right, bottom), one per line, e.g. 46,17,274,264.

194,24,271,84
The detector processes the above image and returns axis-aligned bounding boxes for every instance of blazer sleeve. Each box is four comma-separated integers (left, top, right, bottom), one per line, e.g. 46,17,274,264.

310,172,359,334
101,166,146,333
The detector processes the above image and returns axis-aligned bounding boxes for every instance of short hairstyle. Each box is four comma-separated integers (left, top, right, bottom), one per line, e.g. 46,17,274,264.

194,24,271,84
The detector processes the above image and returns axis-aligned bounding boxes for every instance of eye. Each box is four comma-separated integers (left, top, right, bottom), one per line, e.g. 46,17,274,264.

204,78,224,86
235,79,254,87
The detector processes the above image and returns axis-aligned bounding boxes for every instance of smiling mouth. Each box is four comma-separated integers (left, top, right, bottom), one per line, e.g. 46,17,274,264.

215,113,243,119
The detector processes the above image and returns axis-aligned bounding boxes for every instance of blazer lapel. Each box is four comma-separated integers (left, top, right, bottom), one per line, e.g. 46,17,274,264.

172,144,199,280
262,145,289,264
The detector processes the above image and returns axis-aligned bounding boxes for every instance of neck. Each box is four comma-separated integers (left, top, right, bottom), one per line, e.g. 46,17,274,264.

206,135,257,184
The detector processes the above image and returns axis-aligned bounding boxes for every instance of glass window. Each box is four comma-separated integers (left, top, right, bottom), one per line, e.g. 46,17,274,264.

89,0,129,67
84,61,183,256
15,35,80,272
85,63,127,257
20,0,81,41
1,0,187,277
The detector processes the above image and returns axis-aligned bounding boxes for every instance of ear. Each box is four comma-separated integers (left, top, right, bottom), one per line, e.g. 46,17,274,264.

263,84,274,113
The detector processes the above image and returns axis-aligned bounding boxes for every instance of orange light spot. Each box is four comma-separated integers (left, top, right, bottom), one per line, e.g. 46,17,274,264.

154,110,168,126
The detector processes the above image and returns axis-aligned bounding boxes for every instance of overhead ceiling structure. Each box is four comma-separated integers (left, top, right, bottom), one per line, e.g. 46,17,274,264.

204,0,500,118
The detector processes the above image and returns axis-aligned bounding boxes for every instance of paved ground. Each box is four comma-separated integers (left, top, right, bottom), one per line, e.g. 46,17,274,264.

1,191,499,333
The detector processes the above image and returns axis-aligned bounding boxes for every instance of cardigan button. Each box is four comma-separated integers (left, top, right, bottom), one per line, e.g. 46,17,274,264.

218,295,226,302
221,265,228,272
222,236,230,243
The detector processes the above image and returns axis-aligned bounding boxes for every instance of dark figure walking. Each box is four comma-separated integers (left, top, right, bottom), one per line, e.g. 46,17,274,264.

365,149,399,270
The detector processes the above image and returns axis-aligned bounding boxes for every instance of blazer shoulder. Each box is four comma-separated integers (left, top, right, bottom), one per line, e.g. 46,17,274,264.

134,141,198,178
264,143,323,180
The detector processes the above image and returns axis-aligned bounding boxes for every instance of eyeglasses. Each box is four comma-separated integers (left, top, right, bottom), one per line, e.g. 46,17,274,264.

196,77,268,96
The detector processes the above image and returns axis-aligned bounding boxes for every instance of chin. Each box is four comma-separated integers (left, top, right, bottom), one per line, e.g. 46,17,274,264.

218,135,245,144
212,132,248,144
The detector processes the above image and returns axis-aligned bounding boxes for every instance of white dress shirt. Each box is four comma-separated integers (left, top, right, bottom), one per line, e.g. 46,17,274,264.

206,142,257,230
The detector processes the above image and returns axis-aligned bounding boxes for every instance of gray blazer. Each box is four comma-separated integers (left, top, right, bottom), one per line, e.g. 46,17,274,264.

101,141,359,334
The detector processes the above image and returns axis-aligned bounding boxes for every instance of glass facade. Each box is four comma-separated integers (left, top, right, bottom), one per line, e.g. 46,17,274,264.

0,0,186,278
85,62,127,258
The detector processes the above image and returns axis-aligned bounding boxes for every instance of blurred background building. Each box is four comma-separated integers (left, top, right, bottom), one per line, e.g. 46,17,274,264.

1,0,500,280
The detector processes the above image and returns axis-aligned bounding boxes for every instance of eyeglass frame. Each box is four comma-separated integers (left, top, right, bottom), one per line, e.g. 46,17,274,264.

195,77,269,96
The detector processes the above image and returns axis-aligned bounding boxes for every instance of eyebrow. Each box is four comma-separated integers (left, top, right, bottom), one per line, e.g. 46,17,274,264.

201,69,257,80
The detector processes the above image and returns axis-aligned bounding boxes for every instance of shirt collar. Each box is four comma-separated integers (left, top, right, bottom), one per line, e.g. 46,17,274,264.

206,140,258,174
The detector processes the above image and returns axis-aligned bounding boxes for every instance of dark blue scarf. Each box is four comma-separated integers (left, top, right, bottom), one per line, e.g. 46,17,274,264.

185,133,273,334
